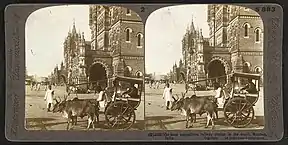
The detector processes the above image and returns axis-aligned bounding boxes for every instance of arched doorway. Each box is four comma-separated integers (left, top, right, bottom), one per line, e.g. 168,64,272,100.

89,63,107,89
207,60,226,85
179,72,186,82
60,75,67,85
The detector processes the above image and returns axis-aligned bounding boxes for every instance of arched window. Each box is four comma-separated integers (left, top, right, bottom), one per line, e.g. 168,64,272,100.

136,71,143,78
255,28,261,42
255,67,262,74
137,33,143,47
243,62,250,73
124,66,132,77
125,28,132,42
244,23,249,37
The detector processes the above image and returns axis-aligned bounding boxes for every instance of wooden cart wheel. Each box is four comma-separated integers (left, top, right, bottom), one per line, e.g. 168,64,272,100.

223,97,255,128
105,101,136,130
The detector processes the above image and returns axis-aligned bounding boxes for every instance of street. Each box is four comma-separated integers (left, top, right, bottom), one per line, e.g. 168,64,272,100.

145,83,264,130
25,85,145,130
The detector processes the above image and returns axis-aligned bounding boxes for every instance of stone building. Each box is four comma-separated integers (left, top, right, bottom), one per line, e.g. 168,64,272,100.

58,5,144,89
170,4,263,85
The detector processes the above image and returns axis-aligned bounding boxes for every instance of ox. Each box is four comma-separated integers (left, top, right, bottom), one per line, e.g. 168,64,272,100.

52,96,100,130
170,93,218,129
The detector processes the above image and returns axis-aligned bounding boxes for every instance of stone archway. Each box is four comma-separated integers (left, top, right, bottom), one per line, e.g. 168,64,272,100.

89,59,112,89
207,56,231,85
179,71,186,82
59,74,67,85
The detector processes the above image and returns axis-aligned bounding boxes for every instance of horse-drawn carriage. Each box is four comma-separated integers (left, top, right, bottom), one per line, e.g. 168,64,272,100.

66,76,143,130
186,72,262,128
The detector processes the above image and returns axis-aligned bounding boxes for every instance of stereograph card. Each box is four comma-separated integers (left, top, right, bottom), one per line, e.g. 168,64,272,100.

5,3,283,142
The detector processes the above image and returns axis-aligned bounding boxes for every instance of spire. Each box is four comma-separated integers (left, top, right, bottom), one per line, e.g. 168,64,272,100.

190,15,195,32
72,18,76,34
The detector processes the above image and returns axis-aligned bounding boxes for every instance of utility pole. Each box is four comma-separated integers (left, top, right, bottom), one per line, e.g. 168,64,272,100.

95,5,98,50
213,4,216,50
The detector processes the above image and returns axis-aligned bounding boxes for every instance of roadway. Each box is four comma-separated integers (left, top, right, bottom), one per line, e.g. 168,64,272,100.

25,85,145,130
145,83,264,130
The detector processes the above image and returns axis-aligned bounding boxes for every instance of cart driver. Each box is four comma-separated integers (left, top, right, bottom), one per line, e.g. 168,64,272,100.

122,83,139,98
240,79,257,94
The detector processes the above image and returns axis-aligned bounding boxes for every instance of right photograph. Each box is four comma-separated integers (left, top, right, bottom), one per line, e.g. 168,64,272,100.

145,4,264,130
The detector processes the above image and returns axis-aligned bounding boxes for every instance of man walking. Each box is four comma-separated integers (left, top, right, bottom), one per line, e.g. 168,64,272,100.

162,83,173,110
44,85,54,112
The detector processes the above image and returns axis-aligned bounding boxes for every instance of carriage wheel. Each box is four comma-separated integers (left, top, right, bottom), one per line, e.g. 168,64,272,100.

104,101,136,130
223,97,255,128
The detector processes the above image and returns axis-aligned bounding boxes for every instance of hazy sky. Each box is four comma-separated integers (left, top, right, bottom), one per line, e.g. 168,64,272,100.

25,5,91,77
145,5,209,75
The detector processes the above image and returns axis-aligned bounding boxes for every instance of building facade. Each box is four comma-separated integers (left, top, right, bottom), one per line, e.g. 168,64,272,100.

170,4,263,86
53,5,144,89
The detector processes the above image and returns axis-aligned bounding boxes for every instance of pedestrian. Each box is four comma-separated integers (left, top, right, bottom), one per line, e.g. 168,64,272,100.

162,83,173,110
37,83,41,91
156,81,160,89
95,85,110,111
44,85,54,112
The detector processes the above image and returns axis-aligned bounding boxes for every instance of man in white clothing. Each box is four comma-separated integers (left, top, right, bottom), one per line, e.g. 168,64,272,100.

163,83,173,110
44,85,54,112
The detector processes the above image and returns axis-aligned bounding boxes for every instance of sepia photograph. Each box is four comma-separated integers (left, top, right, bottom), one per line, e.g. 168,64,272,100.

25,5,145,131
145,4,264,130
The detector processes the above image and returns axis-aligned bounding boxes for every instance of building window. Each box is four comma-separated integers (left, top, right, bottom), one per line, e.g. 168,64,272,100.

125,28,132,42
255,67,262,74
255,28,261,42
124,66,132,77
126,8,131,15
244,23,249,37
243,62,251,73
137,33,143,48
135,71,143,78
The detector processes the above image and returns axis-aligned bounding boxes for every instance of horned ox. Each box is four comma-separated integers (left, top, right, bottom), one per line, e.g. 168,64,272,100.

170,92,218,129
52,96,100,130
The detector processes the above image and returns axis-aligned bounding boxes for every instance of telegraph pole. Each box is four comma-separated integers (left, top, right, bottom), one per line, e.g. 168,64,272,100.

213,4,216,50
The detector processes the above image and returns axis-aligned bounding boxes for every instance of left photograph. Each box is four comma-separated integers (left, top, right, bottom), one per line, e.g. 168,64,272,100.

25,5,145,130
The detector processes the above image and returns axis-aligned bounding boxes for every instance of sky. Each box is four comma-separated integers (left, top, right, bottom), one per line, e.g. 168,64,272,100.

25,5,91,77
145,4,209,75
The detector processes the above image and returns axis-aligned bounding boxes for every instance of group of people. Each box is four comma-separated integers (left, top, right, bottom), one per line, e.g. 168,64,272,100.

149,80,161,89
30,82,42,91
95,81,140,109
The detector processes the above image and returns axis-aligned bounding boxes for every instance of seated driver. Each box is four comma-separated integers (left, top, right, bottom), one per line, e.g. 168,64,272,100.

122,83,139,98
240,79,257,94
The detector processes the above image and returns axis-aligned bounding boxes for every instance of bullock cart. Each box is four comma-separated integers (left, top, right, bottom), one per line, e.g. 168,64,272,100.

185,72,261,128
104,76,143,130
71,76,143,130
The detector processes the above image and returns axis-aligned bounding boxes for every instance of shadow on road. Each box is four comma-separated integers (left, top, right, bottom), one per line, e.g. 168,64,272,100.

26,117,56,122
26,117,145,130
145,116,174,120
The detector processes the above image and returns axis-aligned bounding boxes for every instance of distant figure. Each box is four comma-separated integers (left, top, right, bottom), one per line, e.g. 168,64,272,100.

162,83,173,110
36,83,41,91
44,85,54,112
155,81,160,89
30,82,34,91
